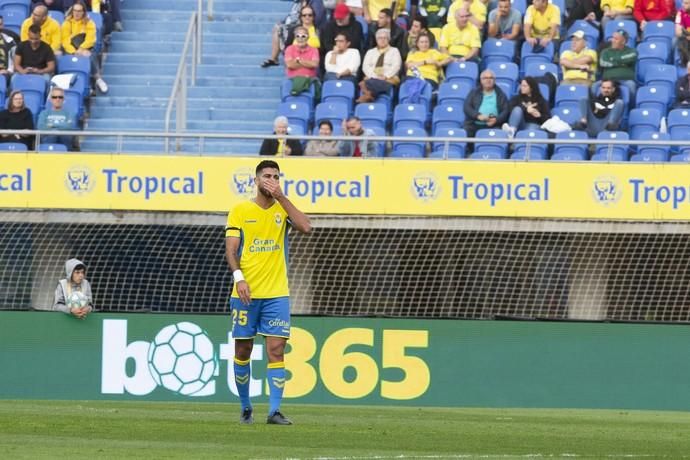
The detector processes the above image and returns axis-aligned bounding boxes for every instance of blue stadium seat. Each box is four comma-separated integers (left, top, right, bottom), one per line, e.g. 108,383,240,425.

314,101,349,129
635,85,669,115
636,41,670,83
0,0,29,18
399,78,433,111
1,9,23,33
0,142,27,151
642,20,675,49
11,74,47,101
287,123,307,137
512,0,527,13
430,127,467,158
555,84,589,107
355,15,368,43
322,80,355,114
38,143,68,152
437,80,472,107
277,101,311,134
57,55,92,98
604,19,638,47
391,127,427,158
550,0,566,18
355,102,388,131
552,130,589,161
366,125,386,157
445,61,479,87
667,108,690,139
48,10,64,24
643,64,676,97
487,61,519,95
471,129,509,159
591,131,629,162
511,129,549,160
631,132,671,162
538,83,550,101
481,38,516,67
567,20,601,43
520,40,554,71
374,86,395,118
432,104,465,135
88,12,104,53
393,103,427,131
281,79,316,108
523,62,559,80
551,105,581,125
628,108,662,139
670,151,690,162
63,89,83,120
22,92,42,124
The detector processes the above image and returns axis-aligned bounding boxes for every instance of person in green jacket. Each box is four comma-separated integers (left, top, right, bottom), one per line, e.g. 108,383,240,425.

598,29,638,100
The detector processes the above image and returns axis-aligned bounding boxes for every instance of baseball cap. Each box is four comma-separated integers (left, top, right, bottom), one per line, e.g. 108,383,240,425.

333,3,349,19
571,30,585,39
615,29,629,39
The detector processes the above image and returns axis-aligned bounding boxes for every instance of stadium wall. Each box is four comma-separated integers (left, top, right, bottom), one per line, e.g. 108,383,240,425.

1,311,689,411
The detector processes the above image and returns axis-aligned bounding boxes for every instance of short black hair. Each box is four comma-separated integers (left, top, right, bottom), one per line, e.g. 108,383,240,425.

318,120,333,130
412,15,427,29
379,8,393,17
256,160,280,175
28,24,41,35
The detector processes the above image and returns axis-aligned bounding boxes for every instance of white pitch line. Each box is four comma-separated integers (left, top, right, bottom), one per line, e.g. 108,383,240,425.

258,454,688,460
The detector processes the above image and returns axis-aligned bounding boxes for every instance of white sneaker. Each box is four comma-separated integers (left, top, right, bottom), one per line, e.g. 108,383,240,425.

96,78,109,93
113,21,124,32
501,123,515,138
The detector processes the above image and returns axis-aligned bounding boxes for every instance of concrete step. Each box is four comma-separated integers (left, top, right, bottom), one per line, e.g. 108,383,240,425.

80,138,262,156
93,96,280,111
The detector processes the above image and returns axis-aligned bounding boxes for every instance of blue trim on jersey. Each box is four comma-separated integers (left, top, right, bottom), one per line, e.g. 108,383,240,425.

237,228,244,260
283,223,290,276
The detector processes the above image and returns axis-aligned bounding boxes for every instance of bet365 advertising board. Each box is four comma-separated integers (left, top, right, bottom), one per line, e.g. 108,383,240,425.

2,311,690,410
2,153,690,219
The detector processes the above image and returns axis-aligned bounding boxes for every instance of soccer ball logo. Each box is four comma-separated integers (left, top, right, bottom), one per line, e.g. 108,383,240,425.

147,322,218,396
67,291,88,309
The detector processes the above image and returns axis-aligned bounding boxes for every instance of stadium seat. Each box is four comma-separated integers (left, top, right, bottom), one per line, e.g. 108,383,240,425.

0,0,29,18
635,86,669,115
277,101,311,134
471,129,509,159
88,12,104,53
63,89,84,119
281,79,316,109
430,127,467,158
523,62,559,80
22,92,43,124
0,142,27,151
481,38,516,67
496,81,514,98
667,108,690,139
628,108,662,140
567,20,601,43
643,64,676,97
393,103,427,131
57,55,92,99
391,127,427,158
11,74,47,101
604,19,638,47
398,78,433,111
636,41,670,83
1,9,23,33
520,40,554,71
355,102,388,131
550,0,566,18
366,125,386,157
355,15,368,43
631,132,671,162
512,0,527,13
551,130,589,161
38,143,68,152
551,105,581,125
487,61,519,95
445,61,479,87
437,80,472,107
670,152,690,161
314,101,349,128
321,80,355,114
432,104,464,135
48,10,64,24
642,20,675,49
511,129,549,160
591,131,629,162
374,86,395,118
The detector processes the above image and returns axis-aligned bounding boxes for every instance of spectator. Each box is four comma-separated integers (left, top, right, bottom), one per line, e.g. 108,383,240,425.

566,0,600,28
633,0,675,30
448,0,487,31
502,76,551,137
358,28,402,102
344,0,364,17
338,116,378,156
574,79,624,136
600,0,634,32
439,8,481,62
0,90,34,148
285,26,320,79
463,69,510,137
524,0,561,52
405,33,451,89
33,0,64,12
13,24,56,83
86,0,126,33
37,86,77,150
418,0,448,27
368,8,408,59
559,30,597,86
260,116,304,156
321,3,364,61
487,0,522,40
599,29,637,96
62,1,108,94
0,15,21,43
362,0,405,23
52,258,93,319
324,33,361,83
676,0,690,66
673,61,690,108
305,120,339,156
286,6,321,51
21,4,61,54
0,20,16,87
407,16,437,52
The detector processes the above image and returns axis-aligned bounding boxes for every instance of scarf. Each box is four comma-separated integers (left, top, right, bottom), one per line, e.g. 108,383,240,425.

374,46,390,77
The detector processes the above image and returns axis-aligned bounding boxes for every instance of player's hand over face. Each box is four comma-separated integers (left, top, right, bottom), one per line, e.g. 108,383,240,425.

236,280,251,305
263,178,285,200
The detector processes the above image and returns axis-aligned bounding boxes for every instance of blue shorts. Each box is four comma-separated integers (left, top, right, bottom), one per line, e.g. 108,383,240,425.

229,296,291,339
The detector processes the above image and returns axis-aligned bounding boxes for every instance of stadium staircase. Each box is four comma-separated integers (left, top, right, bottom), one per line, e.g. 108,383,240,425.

82,0,289,155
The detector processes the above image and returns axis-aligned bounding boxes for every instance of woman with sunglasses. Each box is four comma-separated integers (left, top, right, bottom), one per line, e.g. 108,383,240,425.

262,1,326,68
286,6,321,50
0,90,34,149
61,1,108,93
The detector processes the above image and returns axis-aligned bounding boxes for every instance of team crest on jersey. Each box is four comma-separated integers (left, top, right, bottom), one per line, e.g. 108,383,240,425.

411,173,440,201
230,168,256,198
274,213,283,225
592,176,621,206
65,166,95,195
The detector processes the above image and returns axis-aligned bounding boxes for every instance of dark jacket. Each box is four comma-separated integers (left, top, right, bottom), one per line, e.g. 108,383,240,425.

259,137,304,156
675,75,690,109
367,22,408,60
0,108,34,148
508,93,551,125
320,13,364,56
463,85,510,125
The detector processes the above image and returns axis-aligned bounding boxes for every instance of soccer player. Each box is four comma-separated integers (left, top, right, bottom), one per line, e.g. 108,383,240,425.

225,160,312,425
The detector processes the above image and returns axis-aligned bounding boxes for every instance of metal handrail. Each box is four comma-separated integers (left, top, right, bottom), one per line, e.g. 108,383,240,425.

164,12,199,153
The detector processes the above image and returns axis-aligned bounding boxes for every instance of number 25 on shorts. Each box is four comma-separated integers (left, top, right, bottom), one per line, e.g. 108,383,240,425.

232,309,248,326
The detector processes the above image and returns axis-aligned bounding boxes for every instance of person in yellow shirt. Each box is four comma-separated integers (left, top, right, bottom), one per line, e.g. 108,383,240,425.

448,0,487,31
559,30,597,85
439,8,482,61
600,0,634,32
524,0,561,52
21,4,61,54
362,0,406,23
405,33,451,88
61,2,108,93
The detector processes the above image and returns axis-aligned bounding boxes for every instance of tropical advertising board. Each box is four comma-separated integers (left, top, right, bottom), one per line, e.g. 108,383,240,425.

2,311,690,411
1,154,690,219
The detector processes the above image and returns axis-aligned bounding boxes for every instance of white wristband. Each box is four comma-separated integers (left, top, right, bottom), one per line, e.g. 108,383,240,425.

233,270,245,283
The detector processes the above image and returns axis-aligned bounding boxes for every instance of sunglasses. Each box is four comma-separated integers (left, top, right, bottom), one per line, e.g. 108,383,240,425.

51,95,64,99
295,34,308,39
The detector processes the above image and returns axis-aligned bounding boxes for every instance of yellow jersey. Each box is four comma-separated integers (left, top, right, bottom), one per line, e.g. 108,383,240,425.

524,4,561,39
406,49,449,83
561,48,597,81
439,22,481,57
226,200,290,298
448,0,488,24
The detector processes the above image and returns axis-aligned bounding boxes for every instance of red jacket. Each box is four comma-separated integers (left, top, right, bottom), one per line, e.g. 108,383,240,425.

633,0,675,22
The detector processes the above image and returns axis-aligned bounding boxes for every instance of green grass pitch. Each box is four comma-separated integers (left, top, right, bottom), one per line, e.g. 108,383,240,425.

1,400,689,459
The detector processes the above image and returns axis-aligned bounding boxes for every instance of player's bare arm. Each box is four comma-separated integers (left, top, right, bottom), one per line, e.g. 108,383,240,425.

225,236,251,305
263,178,312,234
